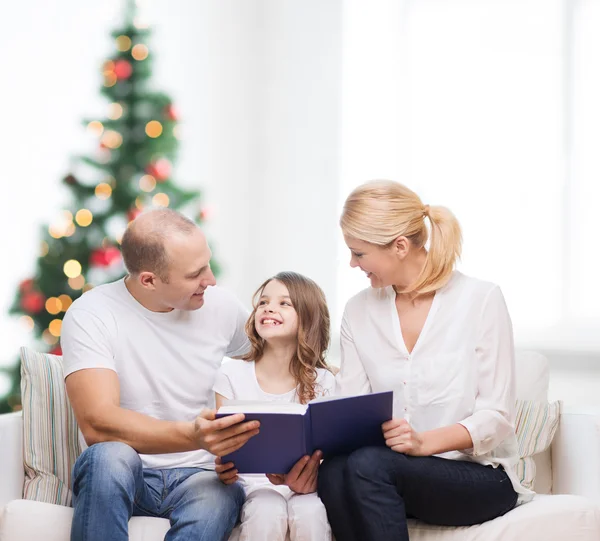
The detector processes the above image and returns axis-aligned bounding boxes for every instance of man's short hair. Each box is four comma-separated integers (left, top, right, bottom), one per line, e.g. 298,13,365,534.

121,209,197,281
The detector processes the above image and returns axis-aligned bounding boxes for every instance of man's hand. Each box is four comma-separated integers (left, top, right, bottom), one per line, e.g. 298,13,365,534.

193,409,259,456
215,456,239,485
382,418,428,456
266,450,322,494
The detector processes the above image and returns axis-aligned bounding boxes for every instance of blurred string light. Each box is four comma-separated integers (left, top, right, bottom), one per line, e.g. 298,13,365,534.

49,319,62,337
152,193,169,207
139,174,156,192
173,125,181,140
45,297,62,315
49,210,75,239
95,183,113,200
58,294,73,311
145,120,163,138
20,316,34,331
87,121,104,137
42,329,58,345
104,68,117,87
135,196,145,210
75,209,93,227
108,103,123,120
132,44,149,61
68,275,85,290
101,130,123,149
40,241,49,257
63,260,82,279
116,35,132,52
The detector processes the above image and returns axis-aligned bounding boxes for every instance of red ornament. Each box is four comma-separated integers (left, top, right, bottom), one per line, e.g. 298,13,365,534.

114,60,133,80
199,207,212,222
164,104,179,121
49,346,62,356
90,246,122,267
145,158,171,182
21,291,46,314
19,279,35,293
63,174,78,186
127,208,143,222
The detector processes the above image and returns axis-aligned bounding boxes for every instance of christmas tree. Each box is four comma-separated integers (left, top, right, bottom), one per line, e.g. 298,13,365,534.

0,2,216,413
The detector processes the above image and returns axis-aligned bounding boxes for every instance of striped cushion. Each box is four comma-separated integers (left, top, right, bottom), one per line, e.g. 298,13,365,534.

513,399,561,490
20,347,81,506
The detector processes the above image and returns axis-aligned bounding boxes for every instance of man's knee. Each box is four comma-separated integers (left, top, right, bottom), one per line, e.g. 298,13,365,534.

180,472,245,520
74,442,141,486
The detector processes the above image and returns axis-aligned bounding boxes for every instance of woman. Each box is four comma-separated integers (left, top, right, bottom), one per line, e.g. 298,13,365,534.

318,180,532,541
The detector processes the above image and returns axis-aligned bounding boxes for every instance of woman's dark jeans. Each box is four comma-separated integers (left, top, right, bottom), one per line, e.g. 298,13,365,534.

318,446,518,541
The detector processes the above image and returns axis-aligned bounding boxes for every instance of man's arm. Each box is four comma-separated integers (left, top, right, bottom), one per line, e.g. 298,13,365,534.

66,368,259,456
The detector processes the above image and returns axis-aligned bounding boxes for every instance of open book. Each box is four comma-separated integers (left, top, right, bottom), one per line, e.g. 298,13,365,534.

216,391,393,474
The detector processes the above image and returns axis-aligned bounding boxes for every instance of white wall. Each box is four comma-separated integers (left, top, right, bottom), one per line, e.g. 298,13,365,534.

1,1,599,408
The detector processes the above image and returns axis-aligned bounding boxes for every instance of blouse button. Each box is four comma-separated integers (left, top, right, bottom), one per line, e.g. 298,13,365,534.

403,381,407,385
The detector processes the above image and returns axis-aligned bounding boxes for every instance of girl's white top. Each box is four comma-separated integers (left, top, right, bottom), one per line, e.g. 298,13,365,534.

337,270,532,501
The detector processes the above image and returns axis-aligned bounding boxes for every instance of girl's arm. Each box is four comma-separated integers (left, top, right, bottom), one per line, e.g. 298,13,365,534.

215,393,227,409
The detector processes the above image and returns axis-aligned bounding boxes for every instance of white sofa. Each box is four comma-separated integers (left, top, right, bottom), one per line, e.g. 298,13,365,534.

1,351,599,541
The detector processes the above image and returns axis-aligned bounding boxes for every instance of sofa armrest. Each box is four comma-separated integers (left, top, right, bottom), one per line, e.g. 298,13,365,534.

0,412,24,507
552,409,600,500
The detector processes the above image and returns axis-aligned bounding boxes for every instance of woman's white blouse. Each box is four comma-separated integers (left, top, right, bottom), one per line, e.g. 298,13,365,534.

336,271,531,498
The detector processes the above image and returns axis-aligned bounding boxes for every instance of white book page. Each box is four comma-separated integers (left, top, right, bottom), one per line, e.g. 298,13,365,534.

218,401,308,415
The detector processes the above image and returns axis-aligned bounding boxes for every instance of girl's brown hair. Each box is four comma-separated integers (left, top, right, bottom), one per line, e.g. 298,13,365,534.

242,271,331,404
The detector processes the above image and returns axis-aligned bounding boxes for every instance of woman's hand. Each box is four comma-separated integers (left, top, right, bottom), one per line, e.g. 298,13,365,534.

266,450,322,494
382,418,428,456
215,456,239,485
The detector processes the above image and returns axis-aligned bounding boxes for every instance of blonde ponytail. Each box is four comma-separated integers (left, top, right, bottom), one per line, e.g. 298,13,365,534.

340,180,462,295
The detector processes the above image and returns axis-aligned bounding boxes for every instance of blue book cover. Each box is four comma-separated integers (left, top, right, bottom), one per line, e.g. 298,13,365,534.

216,391,393,474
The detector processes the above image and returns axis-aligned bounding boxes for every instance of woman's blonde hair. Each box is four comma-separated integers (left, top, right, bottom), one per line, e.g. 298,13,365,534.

341,180,462,295
242,271,331,404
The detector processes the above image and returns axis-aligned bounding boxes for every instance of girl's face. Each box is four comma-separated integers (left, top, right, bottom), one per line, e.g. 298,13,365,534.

254,279,299,343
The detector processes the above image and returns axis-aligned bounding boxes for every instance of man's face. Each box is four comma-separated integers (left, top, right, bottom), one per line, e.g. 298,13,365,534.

155,229,216,311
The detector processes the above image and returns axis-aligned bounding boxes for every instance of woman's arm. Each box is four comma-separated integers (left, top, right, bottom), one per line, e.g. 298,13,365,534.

336,310,372,395
457,285,516,456
382,419,473,456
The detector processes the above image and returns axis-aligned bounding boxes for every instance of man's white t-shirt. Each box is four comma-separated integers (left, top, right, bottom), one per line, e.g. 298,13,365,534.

61,278,250,470
213,359,336,495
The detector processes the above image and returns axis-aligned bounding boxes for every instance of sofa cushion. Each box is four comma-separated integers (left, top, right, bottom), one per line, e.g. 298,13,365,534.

513,399,561,490
407,495,600,541
2,496,599,541
19,347,81,507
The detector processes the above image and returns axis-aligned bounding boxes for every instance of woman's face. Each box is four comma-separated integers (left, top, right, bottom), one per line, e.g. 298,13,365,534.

344,234,402,289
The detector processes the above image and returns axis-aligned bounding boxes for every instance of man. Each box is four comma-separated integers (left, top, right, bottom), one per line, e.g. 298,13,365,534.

62,209,259,541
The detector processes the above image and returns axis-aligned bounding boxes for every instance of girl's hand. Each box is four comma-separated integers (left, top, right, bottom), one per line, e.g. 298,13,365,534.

382,418,428,456
215,456,239,485
266,450,322,494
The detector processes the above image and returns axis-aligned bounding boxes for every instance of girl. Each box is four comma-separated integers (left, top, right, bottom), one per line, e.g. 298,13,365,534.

213,271,334,541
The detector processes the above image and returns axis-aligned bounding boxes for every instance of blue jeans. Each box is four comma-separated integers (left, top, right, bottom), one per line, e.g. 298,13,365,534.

318,446,518,541
71,442,244,541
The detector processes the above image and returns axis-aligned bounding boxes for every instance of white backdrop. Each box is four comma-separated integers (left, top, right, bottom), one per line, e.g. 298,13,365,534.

2,1,599,398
